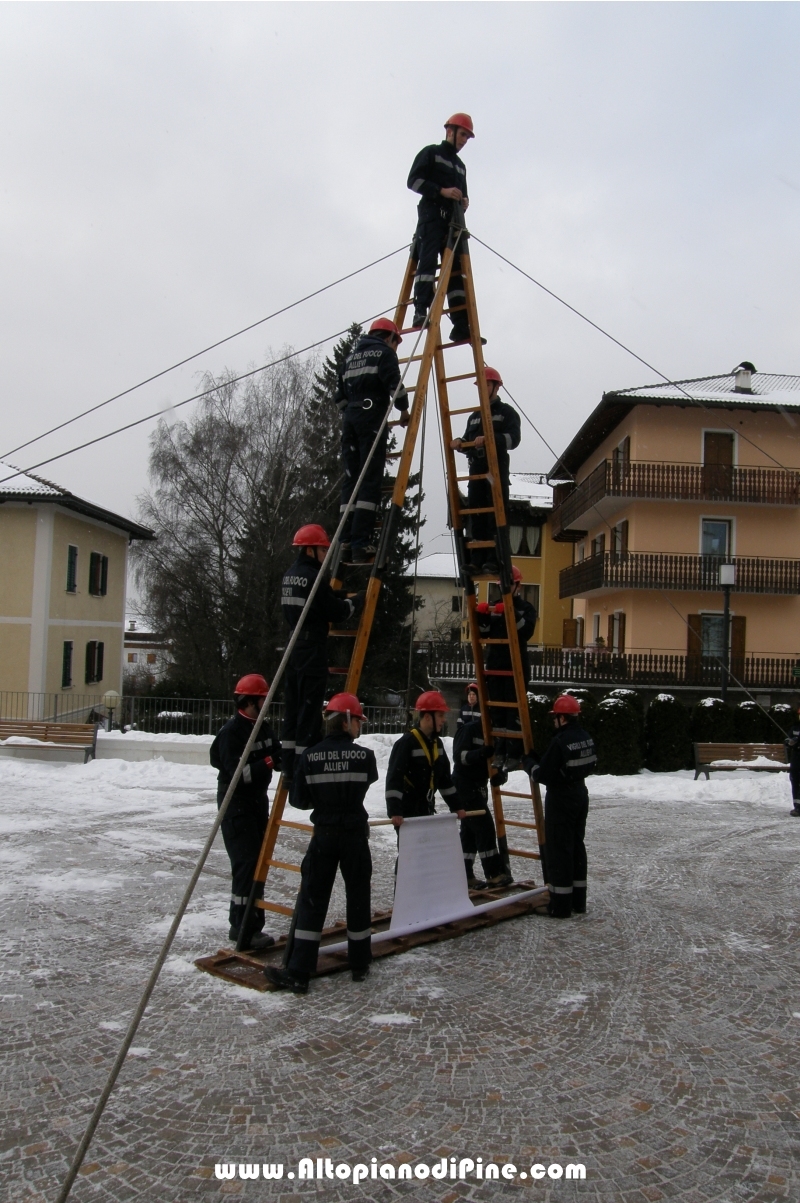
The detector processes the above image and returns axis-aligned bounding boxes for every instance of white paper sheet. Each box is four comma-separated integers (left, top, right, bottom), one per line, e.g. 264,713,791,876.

389,813,472,932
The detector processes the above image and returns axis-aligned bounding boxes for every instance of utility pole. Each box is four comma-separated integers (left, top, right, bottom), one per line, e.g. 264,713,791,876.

719,563,736,701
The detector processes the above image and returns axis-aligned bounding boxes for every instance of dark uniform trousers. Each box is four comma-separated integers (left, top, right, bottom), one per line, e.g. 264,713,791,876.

281,644,326,781
219,795,268,937
467,452,510,562
545,789,589,917
456,783,503,880
791,762,800,802
341,402,389,550
413,212,468,329
288,823,373,976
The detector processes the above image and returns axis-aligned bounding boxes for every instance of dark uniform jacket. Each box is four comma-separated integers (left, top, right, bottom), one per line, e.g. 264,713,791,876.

477,597,538,673
456,701,481,728
785,722,800,766
531,722,597,802
333,334,409,415
281,554,354,670
385,727,459,818
293,733,379,827
210,711,281,812
459,399,521,468
453,719,492,788
407,140,468,220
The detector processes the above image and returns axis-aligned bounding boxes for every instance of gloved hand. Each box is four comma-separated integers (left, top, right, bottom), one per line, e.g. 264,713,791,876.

483,744,495,759
398,410,411,427
264,756,274,770
493,602,505,614
522,752,539,777
351,591,366,614
490,768,508,788
475,602,491,615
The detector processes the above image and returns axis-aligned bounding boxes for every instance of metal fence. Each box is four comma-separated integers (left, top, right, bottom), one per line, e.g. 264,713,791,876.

0,693,410,734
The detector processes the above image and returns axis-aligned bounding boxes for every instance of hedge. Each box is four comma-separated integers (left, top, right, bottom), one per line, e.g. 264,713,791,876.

690,697,735,743
645,694,692,771
733,701,772,743
593,697,643,775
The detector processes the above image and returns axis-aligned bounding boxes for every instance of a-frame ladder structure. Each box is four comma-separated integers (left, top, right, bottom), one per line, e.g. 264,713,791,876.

237,211,546,949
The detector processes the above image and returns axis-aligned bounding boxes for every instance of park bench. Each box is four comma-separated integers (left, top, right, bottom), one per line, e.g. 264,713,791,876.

0,720,99,763
693,742,788,781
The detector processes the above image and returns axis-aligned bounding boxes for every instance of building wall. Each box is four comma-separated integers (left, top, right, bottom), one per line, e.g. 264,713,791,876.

413,577,461,641
0,508,36,691
578,500,800,559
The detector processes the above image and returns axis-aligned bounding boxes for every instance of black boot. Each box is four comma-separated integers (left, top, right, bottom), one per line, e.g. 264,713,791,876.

263,966,309,994
351,965,370,983
572,886,587,914
412,309,427,330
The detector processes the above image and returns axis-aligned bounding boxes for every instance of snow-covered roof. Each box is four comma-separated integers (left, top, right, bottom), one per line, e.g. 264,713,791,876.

407,552,459,581
508,472,553,509
0,469,154,540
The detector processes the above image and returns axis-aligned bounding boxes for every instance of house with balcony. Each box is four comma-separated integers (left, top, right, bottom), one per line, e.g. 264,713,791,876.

548,364,800,693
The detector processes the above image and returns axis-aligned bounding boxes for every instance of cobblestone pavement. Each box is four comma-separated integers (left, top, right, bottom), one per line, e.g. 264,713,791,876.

1,762,799,1203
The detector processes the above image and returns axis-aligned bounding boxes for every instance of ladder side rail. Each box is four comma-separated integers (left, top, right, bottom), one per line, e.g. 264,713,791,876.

393,241,418,330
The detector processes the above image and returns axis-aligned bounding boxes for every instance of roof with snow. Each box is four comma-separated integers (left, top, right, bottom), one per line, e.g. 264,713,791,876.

0,470,155,540
548,368,800,479
508,472,553,509
406,552,459,581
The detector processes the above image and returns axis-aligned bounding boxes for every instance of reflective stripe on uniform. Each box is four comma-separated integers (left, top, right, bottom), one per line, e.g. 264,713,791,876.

551,886,573,894
411,177,425,192
282,740,296,750
386,789,403,800
415,273,436,283
355,500,377,511
344,365,380,379
242,765,252,784
295,929,322,942
572,880,587,887
565,754,597,768
441,786,457,797
231,894,247,905
411,748,428,757
347,928,372,941
282,596,305,606
304,772,370,785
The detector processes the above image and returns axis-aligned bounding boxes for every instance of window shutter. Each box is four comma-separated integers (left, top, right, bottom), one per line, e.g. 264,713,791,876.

730,615,746,675
96,642,104,682
687,615,702,655
89,553,99,595
620,436,631,464
100,556,108,596
618,520,628,554
85,641,96,684
562,619,578,648
62,641,73,688
616,612,626,655
607,614,614,648
66,546,78,593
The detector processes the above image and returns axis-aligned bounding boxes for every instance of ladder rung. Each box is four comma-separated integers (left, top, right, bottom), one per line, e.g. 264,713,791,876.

449,406,481,416
503,819,539,829
397,353,425,364
444,372,477,383
387,452,402,459
460,507,495,515
507,847,541,860
499,791,535,799
329,630,357,637
328,667,348,674
485,700,520,708
489,730,525,739
267,859,302,873
466,540,496,548
280,820,314,832
480,640,511,646
457,474,490,481
257,900,295,916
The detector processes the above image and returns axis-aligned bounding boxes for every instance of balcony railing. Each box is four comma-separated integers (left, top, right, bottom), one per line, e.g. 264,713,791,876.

551,460,800,538
559,552,800,598
425,645,800,689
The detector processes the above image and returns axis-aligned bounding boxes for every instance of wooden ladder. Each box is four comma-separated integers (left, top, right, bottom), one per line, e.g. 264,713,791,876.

242,211,545,937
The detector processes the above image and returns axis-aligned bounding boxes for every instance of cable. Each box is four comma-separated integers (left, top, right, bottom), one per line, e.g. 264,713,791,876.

472,234,788,472
2,245,408,463
500,383,575,482
0,304,399,488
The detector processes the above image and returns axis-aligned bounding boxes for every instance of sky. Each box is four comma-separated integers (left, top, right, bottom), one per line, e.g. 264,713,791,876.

1,1,799,564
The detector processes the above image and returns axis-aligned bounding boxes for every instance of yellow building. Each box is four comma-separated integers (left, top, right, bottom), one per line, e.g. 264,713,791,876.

0,473,154,702
550,365,800,686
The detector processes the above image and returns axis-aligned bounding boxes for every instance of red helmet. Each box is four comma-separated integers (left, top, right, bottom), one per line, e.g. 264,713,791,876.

466,681,479,694
369,317,402,344
292,523,331,548
551,694,581,716
234,673,269,697
445,112,475,138
495,566,523,585
415,690,449,713
475,365,503,387
325,692,365,719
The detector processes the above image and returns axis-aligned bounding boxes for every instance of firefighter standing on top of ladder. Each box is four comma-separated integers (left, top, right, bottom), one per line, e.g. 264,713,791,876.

452,718,511,889
333,318,410,564
265,694,378,996
524,694,597,918
451,366,521,576
476,565,537,772
210,673,281,952
407,113,475,343
385,691,465,824
280,525,363,783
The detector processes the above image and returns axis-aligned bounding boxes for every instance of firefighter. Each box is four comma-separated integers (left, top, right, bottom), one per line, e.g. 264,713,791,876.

407,113,475,342
210,673,281,951
453,718,512,889
456,681,481,728
525,694,597,918
264,694,378,995
385,691,464,823
450,367,521,576
281,525,361,782
784,710,800,816
476,566,537,771
333,318,410,564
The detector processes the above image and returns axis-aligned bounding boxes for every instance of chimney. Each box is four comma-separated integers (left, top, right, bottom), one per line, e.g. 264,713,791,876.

733,361,756,394
128,619,137,631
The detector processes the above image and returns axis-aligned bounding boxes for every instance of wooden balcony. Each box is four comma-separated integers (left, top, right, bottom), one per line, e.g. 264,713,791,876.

559,552,800,599
551,460,800,539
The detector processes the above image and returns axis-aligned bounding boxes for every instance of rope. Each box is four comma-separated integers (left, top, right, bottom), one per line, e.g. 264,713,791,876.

2,245,408,462
52,253,447,1203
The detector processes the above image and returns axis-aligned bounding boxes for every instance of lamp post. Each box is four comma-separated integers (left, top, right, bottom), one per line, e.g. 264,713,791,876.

102,689,121,732
719,563,736,701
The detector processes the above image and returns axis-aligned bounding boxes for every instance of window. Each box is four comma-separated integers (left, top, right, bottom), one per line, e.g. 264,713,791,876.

66,545,78,593
451,595,461,613
127,652,138,664
508,525,542,556
521,584,540,612
701,519,731,557
592,613,601,642
700,614,725,658
577,542,586,563
575,616,584,647
62,641,73,688
146,653,157,665
592,532,606,558
89,552,108,596
85,640,105,684
608,612,626,654
612,520,628,556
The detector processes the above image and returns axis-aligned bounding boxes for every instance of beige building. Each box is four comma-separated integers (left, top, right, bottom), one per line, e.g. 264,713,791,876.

0,473,154,701
550,365,800,679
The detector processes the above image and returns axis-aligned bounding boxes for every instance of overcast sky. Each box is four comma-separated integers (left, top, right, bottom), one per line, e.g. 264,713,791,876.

2,1,799,563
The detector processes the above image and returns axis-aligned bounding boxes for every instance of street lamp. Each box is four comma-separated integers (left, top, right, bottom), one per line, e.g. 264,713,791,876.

102,689,121,732
719,563,736,701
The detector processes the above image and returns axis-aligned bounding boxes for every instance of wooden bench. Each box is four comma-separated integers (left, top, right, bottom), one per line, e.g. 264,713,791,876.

0,720,99,763
693,742,788,781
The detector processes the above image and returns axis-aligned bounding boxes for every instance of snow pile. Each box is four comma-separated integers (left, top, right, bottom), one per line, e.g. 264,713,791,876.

106,730,214,744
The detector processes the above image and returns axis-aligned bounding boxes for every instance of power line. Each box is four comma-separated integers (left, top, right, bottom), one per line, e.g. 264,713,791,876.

472,234,787,472
1,245,407,462
0,306,397,488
